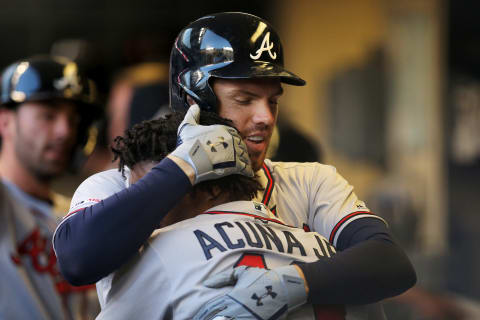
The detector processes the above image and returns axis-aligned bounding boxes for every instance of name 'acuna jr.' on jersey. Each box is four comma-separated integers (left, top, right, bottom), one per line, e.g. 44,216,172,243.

193,210,336,262
96,201,342,320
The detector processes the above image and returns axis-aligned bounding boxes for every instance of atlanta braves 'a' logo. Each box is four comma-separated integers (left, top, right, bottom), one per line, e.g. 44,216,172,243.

251,285,277,306
53,64,83,95
206,137,229,152
250,32,277,60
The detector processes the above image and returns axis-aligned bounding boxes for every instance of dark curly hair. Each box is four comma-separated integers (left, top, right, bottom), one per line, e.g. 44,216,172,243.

112,111,262,201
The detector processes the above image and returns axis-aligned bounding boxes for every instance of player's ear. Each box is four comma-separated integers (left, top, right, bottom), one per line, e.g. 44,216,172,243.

0,108,15,139
193,186,221,202
130,161,158,184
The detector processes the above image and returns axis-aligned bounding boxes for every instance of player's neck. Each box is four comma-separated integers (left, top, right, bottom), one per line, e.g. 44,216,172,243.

158,192,237,228
201,192,251,212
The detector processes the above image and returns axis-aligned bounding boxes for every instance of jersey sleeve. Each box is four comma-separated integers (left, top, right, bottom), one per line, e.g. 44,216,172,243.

52,158,192,286
269,162,383,246
304,163,386,247
67,169,127,217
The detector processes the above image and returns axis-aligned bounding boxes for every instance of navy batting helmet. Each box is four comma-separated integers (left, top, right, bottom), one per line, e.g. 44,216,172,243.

0,55,103,170
169,12,306,113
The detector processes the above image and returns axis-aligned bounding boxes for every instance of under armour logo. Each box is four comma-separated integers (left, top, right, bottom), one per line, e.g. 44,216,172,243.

250,32,277,60
206,137,229,152
251,285,277,306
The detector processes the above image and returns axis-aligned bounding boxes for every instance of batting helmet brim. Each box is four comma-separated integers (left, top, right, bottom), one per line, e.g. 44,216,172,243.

210,60,306,86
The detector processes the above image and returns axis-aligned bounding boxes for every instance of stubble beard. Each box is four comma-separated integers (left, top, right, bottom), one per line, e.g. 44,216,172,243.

248,148,267,172
15,141,68,183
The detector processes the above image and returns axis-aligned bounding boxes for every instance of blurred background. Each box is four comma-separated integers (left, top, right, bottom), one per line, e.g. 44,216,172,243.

1,0,479,318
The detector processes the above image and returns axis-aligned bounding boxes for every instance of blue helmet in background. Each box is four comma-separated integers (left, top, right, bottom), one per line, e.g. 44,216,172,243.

0,55,103,170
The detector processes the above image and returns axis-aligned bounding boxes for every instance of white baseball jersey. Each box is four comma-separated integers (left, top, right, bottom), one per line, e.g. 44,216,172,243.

59,161,387,319
96,200,378,319
0,179,96,320
63,168,131,219
62,160,385,244
252,160,385,245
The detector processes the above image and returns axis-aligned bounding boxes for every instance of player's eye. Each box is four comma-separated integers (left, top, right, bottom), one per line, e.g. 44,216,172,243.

234,98,252,105
38,110,56,121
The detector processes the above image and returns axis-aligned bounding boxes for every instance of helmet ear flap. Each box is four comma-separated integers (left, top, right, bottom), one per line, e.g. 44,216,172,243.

168,47,189,113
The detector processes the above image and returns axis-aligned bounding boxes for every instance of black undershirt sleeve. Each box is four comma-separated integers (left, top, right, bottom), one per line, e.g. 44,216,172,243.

53,158,192,286
297,218,417,305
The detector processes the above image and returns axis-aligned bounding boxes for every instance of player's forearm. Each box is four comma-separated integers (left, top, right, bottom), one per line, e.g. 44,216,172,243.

298,238,417,305
53,158,192,286
167,154,195,185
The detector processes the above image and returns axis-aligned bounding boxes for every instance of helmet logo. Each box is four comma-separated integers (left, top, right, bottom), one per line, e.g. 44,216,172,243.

54,63,83,96
54,75,82,94
250,32,277,60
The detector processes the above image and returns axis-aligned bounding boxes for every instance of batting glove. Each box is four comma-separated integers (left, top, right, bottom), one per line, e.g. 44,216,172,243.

171,104,254,184
193,265,308,320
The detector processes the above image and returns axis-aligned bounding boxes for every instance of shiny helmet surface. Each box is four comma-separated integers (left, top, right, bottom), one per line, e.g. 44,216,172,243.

0,55,103,170
170,12,306,112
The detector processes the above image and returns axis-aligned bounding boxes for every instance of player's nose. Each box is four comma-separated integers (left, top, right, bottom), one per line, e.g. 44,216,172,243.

251,100,275,127
52,109,79,141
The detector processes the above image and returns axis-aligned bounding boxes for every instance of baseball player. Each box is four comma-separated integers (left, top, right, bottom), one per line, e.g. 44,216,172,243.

53,12,416,319
96,108,374,319
0,56,102,319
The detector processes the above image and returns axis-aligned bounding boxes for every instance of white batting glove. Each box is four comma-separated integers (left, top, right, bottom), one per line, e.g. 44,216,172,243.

193,265,307,320
171,104,253,184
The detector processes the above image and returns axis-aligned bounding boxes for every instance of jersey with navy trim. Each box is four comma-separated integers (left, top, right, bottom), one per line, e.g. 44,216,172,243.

53,168,130,307
0,180,96,320
67,168,130,217
95,201,378,320
53,167,129,245
58,161,385,249
253,160,386,246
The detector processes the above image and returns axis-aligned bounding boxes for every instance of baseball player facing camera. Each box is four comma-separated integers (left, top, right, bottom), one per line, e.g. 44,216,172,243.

0,55,102,319
53,12,416,319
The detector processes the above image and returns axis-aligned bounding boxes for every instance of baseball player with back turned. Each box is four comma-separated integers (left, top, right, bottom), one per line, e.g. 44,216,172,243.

53,12,416,319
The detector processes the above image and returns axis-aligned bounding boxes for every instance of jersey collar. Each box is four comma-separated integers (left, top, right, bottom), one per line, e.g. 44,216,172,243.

252,160,277,215
203,200,285,225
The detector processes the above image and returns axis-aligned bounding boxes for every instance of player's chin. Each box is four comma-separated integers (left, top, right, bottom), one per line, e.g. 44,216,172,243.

246,143,269,171
249,152,267,172
41,158,69,176
34,165,65,181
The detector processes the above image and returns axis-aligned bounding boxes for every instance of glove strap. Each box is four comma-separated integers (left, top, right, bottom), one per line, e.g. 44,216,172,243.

275,265,308,311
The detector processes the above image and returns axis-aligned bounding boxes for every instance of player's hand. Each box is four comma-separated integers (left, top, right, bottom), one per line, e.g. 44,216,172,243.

170,104,253,184
193,265,307,320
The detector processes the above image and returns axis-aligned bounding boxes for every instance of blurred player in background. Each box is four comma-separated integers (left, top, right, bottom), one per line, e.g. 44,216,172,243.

54,12,416,319
0,55,102,319
82,62,170,174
